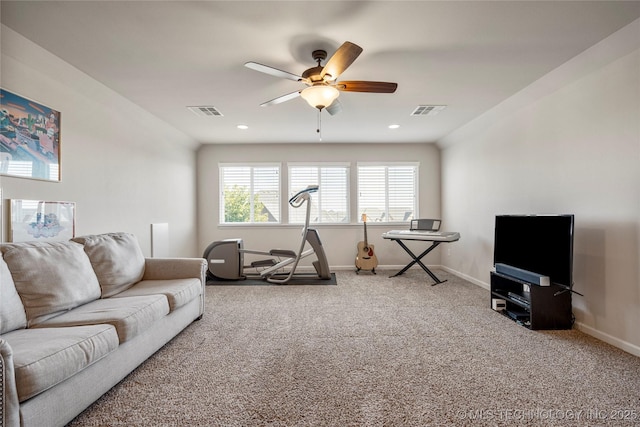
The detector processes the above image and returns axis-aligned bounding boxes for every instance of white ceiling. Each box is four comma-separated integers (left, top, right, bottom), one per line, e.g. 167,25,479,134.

2,1,640,145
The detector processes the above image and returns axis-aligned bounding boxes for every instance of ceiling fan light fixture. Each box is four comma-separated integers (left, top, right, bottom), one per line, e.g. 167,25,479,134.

300,85,340,110
246,41,397,112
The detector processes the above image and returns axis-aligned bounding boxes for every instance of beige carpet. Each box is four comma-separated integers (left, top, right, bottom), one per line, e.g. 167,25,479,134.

67,269,640,426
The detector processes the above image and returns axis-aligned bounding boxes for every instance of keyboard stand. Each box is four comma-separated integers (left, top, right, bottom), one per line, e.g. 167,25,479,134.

388,239,446,285
382,230,461,285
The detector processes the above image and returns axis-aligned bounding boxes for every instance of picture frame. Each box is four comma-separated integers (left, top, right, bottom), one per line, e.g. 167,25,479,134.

0,88,61,181
10,199,75,243
0,188,3,242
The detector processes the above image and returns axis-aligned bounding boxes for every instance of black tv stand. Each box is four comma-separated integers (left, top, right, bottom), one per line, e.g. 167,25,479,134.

490,271,572,330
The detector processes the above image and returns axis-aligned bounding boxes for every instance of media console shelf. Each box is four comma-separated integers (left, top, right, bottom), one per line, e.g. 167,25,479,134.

490,271,572,330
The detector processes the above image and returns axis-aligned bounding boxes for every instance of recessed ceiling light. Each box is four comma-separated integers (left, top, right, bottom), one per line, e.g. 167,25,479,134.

237,124,249,130
388,124,400,129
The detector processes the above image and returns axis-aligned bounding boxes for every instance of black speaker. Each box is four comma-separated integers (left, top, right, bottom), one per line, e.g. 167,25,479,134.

495,263,550,286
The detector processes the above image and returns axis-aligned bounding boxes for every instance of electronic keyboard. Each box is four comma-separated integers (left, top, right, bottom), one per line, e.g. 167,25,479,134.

382,230,461,242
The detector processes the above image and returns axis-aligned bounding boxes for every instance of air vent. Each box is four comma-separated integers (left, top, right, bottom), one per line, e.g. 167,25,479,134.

411,105,447,116
187,106,223,117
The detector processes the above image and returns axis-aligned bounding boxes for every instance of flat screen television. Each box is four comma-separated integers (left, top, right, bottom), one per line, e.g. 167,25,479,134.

493,214,574,288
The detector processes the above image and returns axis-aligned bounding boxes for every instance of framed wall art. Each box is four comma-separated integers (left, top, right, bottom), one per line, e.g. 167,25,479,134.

10,199,75,242
0,88,61,181
0,187,3,241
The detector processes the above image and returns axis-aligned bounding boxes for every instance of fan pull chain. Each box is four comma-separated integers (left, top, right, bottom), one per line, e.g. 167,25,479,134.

317,109,322,141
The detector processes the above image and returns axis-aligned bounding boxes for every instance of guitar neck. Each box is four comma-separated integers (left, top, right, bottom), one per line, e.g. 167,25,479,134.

363,221,368,246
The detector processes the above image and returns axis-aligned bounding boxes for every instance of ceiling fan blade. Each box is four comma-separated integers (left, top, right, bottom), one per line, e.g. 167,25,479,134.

245,62,302,82
337,81,398,93
326,99,343,116
260,90,301,107
320,41,363,81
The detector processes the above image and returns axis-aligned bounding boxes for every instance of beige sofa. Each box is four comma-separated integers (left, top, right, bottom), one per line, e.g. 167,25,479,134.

0,232,206,427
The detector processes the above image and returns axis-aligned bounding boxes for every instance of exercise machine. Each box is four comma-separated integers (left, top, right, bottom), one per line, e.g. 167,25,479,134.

203,185,331,284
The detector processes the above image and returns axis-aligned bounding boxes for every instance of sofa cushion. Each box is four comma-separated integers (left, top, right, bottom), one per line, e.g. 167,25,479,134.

72,232,145,297
113,278,202,312
33,295,169,343
0,255,28,333
3,325,119,402
1,241,101,327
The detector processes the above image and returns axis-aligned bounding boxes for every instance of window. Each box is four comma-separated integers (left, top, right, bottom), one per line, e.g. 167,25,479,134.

357,163,418,223
219,162,417,225
219,164,280,223
289,164,349,224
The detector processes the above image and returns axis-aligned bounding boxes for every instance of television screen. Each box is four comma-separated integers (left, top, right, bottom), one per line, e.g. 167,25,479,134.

493,215,574,287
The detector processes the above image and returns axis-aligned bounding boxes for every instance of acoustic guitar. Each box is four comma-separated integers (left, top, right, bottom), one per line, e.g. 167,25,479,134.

355,214,378,274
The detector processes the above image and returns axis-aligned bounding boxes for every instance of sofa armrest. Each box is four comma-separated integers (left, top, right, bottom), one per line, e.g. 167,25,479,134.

1,338,20,427
143,258,207,316
143,257,207,282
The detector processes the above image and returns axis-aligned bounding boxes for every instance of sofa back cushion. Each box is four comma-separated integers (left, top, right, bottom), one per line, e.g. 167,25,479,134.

0,255,28,333
72,232,145,297
1,241,101,327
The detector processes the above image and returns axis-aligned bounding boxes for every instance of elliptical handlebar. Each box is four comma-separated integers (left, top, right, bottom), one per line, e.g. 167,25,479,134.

289,185,317,237
289,184,319,208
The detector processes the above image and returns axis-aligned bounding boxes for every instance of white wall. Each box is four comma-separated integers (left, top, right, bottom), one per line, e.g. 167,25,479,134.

440,20,640,354
197,143,441,269
1,25,199,257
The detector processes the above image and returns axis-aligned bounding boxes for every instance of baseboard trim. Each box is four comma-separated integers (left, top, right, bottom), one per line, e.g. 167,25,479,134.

439,265,489,290
334,265,490,292
331,264,436,272
574,322,640,358
259,264,447,273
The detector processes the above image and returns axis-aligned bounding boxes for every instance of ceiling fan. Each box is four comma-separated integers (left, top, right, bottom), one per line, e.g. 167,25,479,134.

245,41,398,115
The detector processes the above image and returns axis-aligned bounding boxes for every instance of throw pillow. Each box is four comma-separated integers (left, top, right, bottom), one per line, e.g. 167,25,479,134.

0,254,28,333
1,241,101,326
72,232,145,297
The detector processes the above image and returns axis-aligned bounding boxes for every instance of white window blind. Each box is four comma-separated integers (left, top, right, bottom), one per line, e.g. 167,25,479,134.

220,164,280,223
289,164,349,224
357,164,418,223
